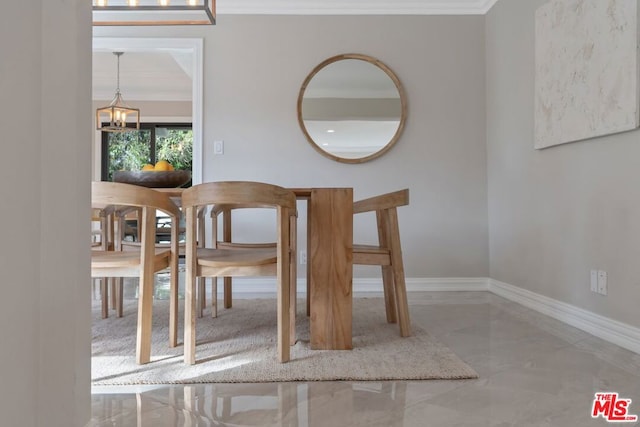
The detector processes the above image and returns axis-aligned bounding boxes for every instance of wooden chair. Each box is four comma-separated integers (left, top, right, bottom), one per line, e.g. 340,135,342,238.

196,205,281,319
354,189,410,336
311,189,410,336
93,207,148,320
116,204,208,318
91,181,181,364
182,181,297,364
91,207,118,319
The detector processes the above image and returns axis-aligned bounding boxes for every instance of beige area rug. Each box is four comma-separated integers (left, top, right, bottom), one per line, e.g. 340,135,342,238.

92,297,478,385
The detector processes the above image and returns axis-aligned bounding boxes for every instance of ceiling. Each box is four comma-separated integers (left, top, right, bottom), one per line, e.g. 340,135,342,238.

92,0,499,103
93,51,193,102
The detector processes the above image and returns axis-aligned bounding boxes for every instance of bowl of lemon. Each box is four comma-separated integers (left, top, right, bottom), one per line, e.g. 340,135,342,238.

113,161,191,188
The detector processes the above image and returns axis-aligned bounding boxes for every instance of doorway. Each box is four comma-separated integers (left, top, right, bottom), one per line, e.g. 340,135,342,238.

92,37,203,185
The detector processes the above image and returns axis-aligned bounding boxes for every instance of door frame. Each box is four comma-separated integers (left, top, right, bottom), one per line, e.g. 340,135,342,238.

92,37,204,185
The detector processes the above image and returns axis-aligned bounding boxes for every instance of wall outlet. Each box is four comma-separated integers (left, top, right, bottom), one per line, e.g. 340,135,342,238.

597,270,607,296
299,250,307,265
590,270,598,293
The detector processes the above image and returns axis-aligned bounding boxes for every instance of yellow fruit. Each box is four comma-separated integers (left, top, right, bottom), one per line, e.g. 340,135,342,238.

141,164,155,171
168,163,174,171
154,160,172,171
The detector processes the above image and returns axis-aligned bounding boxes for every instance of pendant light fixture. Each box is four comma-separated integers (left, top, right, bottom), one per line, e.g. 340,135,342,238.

92,0,215,26
96,52,140,133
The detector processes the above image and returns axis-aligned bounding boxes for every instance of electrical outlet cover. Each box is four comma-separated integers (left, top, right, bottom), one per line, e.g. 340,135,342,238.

590,270,598,292
597,270,607,295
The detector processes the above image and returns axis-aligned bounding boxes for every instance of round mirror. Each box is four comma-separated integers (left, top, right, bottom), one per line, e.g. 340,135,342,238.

297,53,407,164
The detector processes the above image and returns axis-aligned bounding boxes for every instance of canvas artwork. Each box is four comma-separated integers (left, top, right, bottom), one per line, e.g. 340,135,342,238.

534,0,639,149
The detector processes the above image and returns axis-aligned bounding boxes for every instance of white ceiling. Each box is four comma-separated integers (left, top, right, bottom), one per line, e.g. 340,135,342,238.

93,51,193,102
92,0,499,102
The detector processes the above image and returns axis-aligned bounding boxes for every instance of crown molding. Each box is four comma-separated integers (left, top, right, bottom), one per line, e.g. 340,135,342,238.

218,0,500,15
478,0,500,14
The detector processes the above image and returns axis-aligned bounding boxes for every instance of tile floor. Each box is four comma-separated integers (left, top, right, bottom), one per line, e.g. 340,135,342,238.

88,292,640,426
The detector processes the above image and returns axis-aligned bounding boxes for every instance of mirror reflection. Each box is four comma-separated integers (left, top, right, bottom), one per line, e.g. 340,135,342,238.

297,54,406,163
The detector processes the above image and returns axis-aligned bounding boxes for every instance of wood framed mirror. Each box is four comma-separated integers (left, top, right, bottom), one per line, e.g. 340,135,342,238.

297,53,407,164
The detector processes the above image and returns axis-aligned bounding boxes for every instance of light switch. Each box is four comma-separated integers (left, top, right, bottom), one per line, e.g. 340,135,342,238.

214,140,224,155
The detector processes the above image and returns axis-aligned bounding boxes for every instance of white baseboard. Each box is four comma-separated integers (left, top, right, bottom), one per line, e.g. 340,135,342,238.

353,277,489,292
204,276,640,355
488,279,640,355
211,277,489,294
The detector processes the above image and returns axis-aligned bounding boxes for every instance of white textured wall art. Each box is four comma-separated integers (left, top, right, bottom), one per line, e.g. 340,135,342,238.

534,0,639,149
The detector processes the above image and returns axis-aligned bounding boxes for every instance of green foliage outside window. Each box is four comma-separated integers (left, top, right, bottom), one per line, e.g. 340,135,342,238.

105,127,192,181
156,129,193,171
107,131,151,181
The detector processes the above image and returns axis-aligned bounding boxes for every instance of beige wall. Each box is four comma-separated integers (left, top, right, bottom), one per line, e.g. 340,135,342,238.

487,0,640,328
1,1,92,426
95,14,489,278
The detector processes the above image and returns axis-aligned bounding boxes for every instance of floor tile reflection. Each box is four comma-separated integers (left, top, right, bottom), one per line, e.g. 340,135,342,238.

89,292,640,426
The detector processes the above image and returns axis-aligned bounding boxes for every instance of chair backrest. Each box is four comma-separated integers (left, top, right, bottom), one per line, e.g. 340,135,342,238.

182,181,296,211
183,181,296,253
353,189,409,215
91,181,181,218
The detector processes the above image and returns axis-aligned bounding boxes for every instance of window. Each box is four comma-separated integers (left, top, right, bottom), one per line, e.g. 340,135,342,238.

101,123,193,186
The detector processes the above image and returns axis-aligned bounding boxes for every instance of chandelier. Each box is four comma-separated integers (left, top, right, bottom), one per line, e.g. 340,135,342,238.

96,52,141,133
92,0,215,26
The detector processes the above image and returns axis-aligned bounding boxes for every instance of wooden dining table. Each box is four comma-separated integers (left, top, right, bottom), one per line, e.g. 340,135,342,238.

156,186,354,351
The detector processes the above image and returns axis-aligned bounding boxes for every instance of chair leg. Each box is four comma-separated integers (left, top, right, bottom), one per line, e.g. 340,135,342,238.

169,248,179,349
197,277,205,318
184,274,197,365
289,282,297,346
277,280,291,363
277,210,291,363
387,208,411,337
115,277,123,318
394,270,411,337
223,277,232,308
377,210,397,323
136,208,156,365
202,278,206,315
110,214,122,313
197,209,206,319
100,278,109,319
222,210,233,310
381,265,397,323
391,263,410,337
110,279,117,311
136,278,153,364
184,207,198,365
211,277,218,318
289,214,297,346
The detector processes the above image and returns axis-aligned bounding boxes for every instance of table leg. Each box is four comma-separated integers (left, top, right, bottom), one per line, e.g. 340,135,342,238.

308,188,353,350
